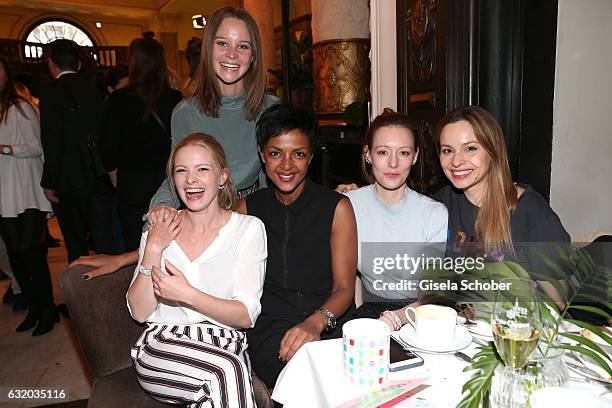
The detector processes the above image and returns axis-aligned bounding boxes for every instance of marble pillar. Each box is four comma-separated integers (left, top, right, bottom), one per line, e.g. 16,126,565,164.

311,0,370,115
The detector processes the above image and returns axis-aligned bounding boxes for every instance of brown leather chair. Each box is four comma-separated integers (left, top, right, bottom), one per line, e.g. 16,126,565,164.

59,264,272,408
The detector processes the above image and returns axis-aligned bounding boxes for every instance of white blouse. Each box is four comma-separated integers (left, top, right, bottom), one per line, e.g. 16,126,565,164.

0,102,52,217
127,212,267,329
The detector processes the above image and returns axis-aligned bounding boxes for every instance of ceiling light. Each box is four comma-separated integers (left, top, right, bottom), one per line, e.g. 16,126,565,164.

192,15,206,29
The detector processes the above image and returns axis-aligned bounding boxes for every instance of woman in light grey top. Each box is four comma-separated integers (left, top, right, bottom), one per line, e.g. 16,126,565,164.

338,109,447,328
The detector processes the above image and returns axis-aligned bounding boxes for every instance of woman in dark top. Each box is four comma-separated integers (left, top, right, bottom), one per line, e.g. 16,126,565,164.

433,106,570,305
100,36,182,250
239,104,358,389
433,106,570,258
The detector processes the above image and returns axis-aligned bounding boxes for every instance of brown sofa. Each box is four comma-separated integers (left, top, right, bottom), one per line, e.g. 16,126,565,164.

59,264,272,408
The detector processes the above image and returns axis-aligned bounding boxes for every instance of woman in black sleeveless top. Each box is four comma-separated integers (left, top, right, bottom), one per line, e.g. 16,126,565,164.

240,104,358,389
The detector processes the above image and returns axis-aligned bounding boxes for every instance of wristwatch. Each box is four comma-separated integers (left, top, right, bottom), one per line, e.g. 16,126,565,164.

137,265,152,276
2,146,10,155
318,306,337,332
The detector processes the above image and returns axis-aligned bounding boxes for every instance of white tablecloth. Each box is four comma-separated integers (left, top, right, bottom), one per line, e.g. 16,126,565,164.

271,337,612,408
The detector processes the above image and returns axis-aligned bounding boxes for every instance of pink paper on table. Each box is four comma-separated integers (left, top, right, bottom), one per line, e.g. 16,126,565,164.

335,378,429,408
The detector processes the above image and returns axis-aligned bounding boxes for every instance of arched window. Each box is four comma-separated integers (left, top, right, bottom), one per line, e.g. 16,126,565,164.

23,20,95,59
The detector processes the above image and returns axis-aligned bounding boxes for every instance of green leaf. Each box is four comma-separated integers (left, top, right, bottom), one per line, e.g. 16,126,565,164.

567,305,612,320
457,346,497,408
469,359,498,370
457,366,496,408
559,332,611,362
462,376,485,392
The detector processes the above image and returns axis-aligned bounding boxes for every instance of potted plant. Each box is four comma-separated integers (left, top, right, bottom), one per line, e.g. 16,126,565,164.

449,247,612,407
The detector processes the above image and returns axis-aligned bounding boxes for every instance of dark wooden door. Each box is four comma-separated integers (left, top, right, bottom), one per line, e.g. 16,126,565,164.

397,0,558,199
397,0,447,196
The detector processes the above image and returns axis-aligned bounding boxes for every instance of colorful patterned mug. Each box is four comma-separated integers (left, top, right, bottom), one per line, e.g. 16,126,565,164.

343,318,390,388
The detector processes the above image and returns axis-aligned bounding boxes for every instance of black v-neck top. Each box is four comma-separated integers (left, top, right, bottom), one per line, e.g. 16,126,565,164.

246,179,343,318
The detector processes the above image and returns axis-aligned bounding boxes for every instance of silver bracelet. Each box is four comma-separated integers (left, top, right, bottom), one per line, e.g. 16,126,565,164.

380,310,402,330
137,265,152,276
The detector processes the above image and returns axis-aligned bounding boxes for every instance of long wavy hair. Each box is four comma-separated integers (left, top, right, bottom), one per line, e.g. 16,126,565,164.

194,6,266,121
0,55,30,124
167,133,237,211
127,36,169,120
435,106,517,254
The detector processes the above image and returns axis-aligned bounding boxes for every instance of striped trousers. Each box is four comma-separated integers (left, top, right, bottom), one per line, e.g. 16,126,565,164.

131,322,256,408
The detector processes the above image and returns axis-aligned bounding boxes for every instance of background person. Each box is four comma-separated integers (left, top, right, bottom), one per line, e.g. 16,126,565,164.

99,36,182,251
100,64,129,98
182,36,202,97
39,39,114,263
0,55,56,335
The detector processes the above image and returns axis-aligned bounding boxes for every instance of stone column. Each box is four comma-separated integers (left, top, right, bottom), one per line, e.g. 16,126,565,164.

311,0,370,115
243,0,275,84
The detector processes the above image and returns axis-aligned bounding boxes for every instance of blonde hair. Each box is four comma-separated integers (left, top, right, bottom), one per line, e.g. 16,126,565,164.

167,133,237,210
435,106,517,255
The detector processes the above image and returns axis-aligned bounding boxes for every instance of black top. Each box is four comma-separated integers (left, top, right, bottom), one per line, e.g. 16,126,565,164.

99,88,182,206
435,184,571,276
39,73,105,193
246,179,343,318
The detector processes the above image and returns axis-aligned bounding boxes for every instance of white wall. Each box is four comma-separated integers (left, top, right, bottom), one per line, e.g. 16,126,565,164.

369,0,397,118
550,0,612,240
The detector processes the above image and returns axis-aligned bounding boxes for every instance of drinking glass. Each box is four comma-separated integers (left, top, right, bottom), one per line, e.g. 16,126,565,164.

491,278,540,370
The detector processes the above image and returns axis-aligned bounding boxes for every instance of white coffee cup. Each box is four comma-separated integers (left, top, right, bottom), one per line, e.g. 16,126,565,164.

404,304,457,349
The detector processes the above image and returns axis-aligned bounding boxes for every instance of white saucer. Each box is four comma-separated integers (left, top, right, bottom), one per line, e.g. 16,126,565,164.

399,324,472,353
456,316,493,339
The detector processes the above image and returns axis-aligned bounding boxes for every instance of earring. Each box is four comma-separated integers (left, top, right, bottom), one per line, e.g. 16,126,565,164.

365,158,372,164
219,184,225,190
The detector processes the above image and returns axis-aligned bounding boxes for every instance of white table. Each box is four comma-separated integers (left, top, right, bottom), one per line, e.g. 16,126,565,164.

271,336,612,407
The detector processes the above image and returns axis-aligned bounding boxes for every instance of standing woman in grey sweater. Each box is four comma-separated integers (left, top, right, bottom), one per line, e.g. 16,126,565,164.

149,6,279,211
72,6,279,279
